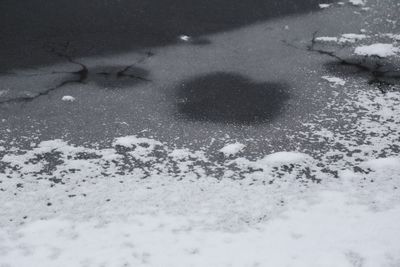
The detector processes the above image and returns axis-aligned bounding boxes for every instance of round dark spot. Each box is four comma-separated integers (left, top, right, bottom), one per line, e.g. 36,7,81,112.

175,72,289,124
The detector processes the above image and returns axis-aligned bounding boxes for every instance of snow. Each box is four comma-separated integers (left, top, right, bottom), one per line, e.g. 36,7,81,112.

354,43,399,57
319,3,331,9
61,95,76,102
219,142,245,156
113,135,162,148
316,34,367,44
261,151,312,165
349,0,366,6
315,36,338,42
1,86,400,266
179,35,191,42
112,135,163,161
339,33,368,43
1,1,400,266
322,76,346,87
362,157,400,173
1,191,399,267
382,33,400,41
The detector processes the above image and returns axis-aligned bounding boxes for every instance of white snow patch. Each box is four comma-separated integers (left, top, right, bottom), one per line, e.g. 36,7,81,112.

113,135,162,148
322,76,346,87
1,191,399,267
362,157,400,173
219,143,245,156
179,35,191,42
354,43,399,57
349,0,366,6
319,3,332,8
315,36,338,42
61,95,75,102
339,33,368,43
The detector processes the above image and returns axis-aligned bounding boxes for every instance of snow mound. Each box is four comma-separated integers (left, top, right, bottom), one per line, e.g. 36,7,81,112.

315,34,368,44
179,35,191,42
61,95,75,102
349,0,366,6
339,33,367,43
354,43,399,57
319,3,331,9
316,36,338,42
219,143,245,156
113,135,162,148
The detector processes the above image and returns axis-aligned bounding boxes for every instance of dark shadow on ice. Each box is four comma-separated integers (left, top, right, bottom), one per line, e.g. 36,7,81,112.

174,72,290,124
1,0,334,70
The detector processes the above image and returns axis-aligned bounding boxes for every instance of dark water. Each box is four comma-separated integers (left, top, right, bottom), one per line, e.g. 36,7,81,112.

1,0,333,70
175,72,289,124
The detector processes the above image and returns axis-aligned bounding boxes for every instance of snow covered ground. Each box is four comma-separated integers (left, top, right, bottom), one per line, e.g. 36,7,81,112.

1,85,400,266
1,191,400,267
1,0,400,266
